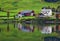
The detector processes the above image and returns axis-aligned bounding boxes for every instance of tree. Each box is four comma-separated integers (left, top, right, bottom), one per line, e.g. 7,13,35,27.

57,6,60,12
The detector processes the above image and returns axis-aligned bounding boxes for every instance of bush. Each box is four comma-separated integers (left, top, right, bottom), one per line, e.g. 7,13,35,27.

57,6,60,12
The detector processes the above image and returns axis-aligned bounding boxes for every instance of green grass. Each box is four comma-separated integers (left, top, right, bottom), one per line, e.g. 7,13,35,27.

0,0,59,16
0,0,59,41
19,16,35,20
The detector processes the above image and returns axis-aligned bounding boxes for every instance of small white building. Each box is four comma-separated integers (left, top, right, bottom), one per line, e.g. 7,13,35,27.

41,9,52,17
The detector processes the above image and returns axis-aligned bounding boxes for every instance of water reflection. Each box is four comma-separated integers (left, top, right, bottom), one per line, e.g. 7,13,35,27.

41,26,52,34
0,28,2,32
0,22,60,41
53,24,60,33
7,23,9,32
17,23,35,32
17,23,55,34
16,23,60,34
0,22,60,34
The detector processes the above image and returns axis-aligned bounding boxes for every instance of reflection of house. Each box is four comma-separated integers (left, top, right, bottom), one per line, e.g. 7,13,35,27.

17,10,35,18
39,9,52,17
18,23,34,32
41,26,52,34
53,25,60,32
56,12,60,19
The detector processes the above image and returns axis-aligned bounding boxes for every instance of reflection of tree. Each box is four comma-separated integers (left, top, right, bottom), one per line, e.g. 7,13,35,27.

7,23,10,32
0,8,1,11
0,28,1,32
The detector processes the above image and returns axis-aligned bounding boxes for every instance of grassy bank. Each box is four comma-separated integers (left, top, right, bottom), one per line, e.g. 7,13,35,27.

0,0,59,16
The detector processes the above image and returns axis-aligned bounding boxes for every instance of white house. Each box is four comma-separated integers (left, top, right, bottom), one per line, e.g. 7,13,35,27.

40,9,52,17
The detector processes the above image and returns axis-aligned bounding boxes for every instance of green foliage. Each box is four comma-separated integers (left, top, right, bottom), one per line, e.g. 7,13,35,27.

0,0,59,11
0,0,59,16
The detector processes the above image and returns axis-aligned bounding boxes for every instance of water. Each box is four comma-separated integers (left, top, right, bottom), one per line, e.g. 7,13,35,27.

16,23,60,34
0,22,60,41
0,22,60,34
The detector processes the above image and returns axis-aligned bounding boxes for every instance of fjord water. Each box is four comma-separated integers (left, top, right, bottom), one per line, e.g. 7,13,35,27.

0,22,60,41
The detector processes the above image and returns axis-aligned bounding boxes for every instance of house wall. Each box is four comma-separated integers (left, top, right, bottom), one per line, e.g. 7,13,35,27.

47,10,52,16
41,9,52,17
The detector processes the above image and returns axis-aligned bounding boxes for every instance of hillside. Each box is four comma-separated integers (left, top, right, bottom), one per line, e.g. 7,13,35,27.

0,0,60,16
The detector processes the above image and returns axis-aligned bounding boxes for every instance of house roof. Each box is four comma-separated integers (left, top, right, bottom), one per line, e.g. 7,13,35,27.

41,9,52,13
41,9,52,12
21,10,32,14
